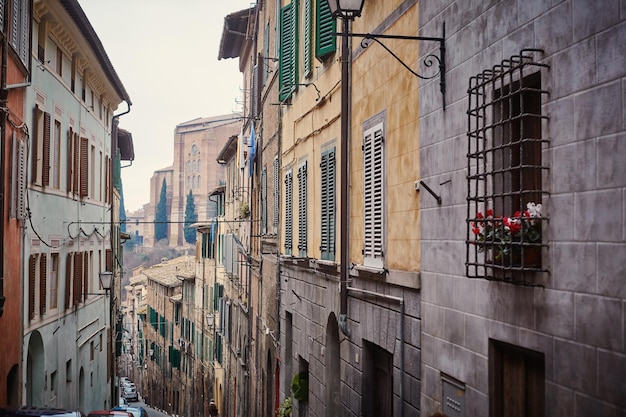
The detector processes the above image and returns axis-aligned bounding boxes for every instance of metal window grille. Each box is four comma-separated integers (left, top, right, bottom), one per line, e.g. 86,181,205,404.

466,49,549,284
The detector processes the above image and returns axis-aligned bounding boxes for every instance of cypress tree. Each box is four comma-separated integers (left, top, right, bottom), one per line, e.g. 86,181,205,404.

154,178,168,242
183,189,198,244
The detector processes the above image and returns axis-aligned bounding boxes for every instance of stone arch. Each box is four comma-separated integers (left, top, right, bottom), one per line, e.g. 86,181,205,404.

325,313,341,417
26,331,45,406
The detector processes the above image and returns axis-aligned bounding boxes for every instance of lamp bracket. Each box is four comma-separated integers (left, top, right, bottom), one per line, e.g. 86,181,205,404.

333,23,446,108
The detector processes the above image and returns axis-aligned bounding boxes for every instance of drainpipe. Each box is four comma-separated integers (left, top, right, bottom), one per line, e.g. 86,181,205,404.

346,287,405,417
339,17,352,336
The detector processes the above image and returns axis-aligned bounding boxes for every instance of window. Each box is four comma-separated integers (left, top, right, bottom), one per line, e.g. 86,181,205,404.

9,133,26,219
303,0,313,77
261,167,268,234
50,253,58,309
315,0,336,59
31,106,51,186
79,137,89,197
320,147,336,261
490,340,545,417
52,120,61,189
56,45,63,76
279,1,298,101
28,255,36,320
273,156,280,234
284,169,294,255
362,341,392,417
363,118,385,269
8,0,30,68
297,161,308,257
39,254,47,316
466,51,549,283
64,253,72,310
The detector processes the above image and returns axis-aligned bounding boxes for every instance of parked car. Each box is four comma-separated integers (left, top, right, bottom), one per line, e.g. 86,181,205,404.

122,386,139,402
0,407,83,417
111,406,147,417
86,411,132,417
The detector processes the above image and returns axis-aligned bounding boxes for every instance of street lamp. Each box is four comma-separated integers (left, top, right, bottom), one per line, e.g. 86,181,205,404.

326,0,364,19
99,271,113,293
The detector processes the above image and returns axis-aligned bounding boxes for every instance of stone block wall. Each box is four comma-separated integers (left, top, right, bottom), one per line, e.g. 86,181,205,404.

419,0,626,415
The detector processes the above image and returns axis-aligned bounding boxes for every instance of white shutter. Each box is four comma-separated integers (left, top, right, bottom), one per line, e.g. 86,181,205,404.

363,124,385,268
262,167,267,234
11,134,26,219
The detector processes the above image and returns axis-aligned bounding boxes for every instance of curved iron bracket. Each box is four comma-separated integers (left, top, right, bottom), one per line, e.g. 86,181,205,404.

333,23,446,108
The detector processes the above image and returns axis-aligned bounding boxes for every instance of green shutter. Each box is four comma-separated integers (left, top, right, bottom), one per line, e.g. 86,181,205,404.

285,170,294,255
316,0,336,58
304,0,313,77
279,3,298,101
320,148,336,260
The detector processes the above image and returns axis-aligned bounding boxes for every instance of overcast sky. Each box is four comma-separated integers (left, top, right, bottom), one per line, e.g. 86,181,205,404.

78,0,254,211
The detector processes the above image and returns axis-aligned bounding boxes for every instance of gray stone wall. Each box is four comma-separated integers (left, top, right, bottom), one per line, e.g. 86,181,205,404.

280,264,421,416
419,1,626,415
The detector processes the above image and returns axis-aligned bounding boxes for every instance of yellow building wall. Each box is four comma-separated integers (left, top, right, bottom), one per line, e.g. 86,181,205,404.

351,2,420,272
281,0,420,273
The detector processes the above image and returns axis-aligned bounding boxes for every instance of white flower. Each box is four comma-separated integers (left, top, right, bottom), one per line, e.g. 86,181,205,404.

526,202,542,218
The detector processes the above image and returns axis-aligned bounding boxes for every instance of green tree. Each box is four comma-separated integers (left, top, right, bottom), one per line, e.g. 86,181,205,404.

154,178,168,242
183,189,198,244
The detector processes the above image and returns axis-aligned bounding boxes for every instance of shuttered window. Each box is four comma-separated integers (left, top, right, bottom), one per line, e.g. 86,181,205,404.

50,254,58,309
10,134,26,219
363,123,385,268
279,2,298,101
316,0,336,59
73,252,82,305
263,23,270,84
42,112,51,186
251,59,261,119
29,255,36,320
65,253,72,310
261,167,267,234
83,252,90,300
73,133,80,194
39,254,47,315
79,137,89,197
66,129,73,192
303,0,313,77
273,156,280,234
284,169,293,255
297,161,308,257
320,148,336,260
8,0,30,68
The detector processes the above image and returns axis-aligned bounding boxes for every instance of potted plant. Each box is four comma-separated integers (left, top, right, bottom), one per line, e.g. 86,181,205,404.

240,202,250,218
276,396,292,417
471,202,543,267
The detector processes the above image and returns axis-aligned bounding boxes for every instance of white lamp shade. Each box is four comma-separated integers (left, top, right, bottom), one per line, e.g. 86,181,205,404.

326,0,364,18
99,271,113,291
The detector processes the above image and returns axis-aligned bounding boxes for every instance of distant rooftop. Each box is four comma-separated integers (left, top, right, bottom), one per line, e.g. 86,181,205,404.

143,256,195,287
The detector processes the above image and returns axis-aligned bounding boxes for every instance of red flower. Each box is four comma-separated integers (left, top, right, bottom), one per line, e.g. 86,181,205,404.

476,212,484,219
472,226,480,235
486,209,493,217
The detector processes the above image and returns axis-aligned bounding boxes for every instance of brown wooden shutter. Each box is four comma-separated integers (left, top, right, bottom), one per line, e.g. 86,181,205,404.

73,252,81,305
73,133,80,194
80,137,89,197
105,249,113,272
67,128,73,192
31,107,39,184
29,255,36,319
39,255,47,315
83,253,89,299
42,112,51,186
65,253,72,310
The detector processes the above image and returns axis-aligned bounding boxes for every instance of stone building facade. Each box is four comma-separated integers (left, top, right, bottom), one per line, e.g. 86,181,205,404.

418,1,626,415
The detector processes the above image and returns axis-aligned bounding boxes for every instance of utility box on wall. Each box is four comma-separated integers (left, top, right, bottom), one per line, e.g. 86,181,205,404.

442,375,465,417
